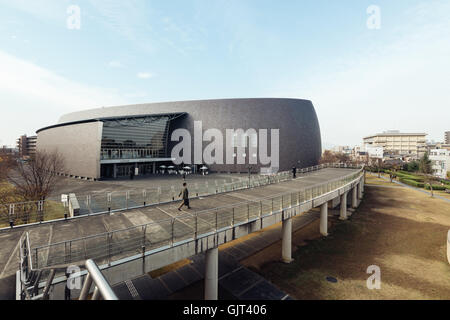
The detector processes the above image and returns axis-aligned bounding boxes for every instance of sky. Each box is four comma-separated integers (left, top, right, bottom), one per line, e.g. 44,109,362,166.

0,0,449,149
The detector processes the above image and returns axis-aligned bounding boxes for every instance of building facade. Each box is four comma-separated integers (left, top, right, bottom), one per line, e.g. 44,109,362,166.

37,98,322,180
363,131,427,158
445,131,450,145
16,135,37,159
366,146,384,159
429,149,450,179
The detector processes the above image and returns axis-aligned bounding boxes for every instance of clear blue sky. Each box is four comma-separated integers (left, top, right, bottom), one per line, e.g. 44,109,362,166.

0,0,449,148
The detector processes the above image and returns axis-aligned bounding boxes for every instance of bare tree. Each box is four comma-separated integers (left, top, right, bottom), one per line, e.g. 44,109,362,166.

8,150,65,201
376,158,383,178
0,153,18,205
335,152,350,164
319,150,338,165
0,152,15,182
388,163,400,182
419,152,434,197
319,151,350,165
369,157,383,177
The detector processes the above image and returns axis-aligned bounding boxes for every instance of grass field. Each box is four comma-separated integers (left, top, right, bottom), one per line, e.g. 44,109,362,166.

0,183,65,228
242,175,450,300
374,172,450,200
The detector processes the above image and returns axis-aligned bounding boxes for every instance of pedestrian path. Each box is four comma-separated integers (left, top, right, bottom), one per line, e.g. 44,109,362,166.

369,173,450,204
112,210,319,300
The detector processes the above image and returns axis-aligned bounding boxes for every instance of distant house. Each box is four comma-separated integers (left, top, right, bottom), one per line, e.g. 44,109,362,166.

429,149,450,179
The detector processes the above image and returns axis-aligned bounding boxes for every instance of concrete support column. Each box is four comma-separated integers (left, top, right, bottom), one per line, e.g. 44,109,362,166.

352,185,358,209
281,218,293,263
113,164,117,179
358,180,363,200
204,247,218,300
320,202,328,236
339,192,348,221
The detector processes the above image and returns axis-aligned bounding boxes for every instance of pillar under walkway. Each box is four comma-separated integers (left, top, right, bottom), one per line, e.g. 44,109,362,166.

352,185,358,209
204,247,218,300
339,191,348,221
281,218,293,264
320,202,328,236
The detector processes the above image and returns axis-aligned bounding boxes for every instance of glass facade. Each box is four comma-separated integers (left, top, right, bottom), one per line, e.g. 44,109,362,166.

100,116,171,160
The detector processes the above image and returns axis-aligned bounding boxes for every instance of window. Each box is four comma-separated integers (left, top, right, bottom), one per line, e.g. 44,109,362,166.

101,116,171,160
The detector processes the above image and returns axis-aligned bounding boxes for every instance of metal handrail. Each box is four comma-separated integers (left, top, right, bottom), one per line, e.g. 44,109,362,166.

19,232,33,283
3,163,350,208
18,259,118,300
1,168,293,229
33,167,362,249
79,259,118,300
16,163,363,299
32,167,364,269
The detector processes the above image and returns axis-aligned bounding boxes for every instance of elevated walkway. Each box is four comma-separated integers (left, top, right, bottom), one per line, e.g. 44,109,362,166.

111,210,319,300
3,166,364,300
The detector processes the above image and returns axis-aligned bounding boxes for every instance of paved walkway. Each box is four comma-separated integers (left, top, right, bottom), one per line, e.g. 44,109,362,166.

369,173,450,204
0,168,358,299
46,173,251,199
112,210,319,300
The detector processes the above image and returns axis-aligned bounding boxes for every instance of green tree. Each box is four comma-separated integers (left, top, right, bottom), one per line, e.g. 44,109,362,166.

406,160,419,172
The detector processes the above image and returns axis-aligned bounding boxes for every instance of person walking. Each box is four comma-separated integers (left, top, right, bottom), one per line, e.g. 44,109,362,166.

292,166,297,179
178,182,191,210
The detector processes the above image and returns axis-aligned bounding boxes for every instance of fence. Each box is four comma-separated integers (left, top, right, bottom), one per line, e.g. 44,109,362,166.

0,200,65,229
1,163,360,230
32,167,363,270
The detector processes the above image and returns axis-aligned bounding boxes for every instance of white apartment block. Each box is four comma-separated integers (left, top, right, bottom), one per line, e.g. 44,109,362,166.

363,130,427,158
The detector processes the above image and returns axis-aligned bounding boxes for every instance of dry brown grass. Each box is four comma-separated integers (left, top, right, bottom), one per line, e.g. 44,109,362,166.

243,178,450,300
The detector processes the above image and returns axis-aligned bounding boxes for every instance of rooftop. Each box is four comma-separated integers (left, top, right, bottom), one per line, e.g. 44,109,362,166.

364,131,427,139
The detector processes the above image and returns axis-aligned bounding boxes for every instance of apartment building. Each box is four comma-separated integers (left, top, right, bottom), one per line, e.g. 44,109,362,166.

363,130,427,158
17,135,37,159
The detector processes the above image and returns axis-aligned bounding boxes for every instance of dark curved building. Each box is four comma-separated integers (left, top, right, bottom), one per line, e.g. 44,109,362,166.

37,98,322,180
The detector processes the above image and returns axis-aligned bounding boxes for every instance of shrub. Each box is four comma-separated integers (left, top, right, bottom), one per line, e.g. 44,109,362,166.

399,178,424,188
396,172,424,182
424,184,448,191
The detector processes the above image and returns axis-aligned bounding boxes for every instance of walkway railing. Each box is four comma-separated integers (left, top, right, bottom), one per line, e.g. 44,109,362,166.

17,249,117,300
18,232,41,300
1,163,355,230
32,166,363,270
79,259,118,300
